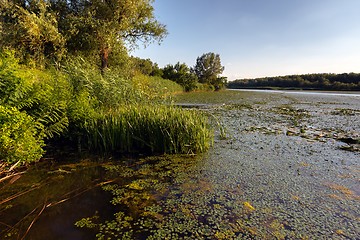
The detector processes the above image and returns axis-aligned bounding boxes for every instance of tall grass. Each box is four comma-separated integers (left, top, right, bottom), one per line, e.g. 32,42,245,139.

82,105,213,155
131,74,184,102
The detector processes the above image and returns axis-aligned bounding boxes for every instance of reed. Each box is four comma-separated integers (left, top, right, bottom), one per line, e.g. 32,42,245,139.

82,105,213,154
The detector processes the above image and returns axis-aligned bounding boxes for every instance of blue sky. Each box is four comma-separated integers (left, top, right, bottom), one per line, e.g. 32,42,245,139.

132,0,360,80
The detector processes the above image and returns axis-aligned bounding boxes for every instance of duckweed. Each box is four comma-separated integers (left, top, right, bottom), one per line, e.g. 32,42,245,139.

76,155,266,239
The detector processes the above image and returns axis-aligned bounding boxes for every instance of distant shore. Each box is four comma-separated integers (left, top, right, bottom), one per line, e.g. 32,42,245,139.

228,88,360,97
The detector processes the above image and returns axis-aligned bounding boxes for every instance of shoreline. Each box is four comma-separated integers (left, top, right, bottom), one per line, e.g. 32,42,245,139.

228,88,360,97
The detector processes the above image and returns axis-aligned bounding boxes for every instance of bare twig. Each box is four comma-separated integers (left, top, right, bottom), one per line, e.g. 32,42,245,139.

0,185,42,205
0,171,26,184
8,161,21,172
21,203,47,240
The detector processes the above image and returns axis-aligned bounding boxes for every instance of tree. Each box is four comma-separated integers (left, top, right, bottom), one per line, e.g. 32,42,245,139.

163,62,198,91
131,57,163,77
193,52,226,90
0,0,167,70
0,0,66,65
49,0,167,71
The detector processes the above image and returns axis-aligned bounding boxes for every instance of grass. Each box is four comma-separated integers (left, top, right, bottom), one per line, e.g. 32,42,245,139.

173,89,254,104
82,104,213,155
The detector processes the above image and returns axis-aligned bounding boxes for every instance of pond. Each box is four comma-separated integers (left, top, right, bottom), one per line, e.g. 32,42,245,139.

1,90,359,239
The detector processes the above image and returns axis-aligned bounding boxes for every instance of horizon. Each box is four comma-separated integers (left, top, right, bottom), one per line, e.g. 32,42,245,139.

132,0,360,81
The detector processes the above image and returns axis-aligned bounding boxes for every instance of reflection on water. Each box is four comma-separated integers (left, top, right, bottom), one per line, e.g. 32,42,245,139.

0,160,116,240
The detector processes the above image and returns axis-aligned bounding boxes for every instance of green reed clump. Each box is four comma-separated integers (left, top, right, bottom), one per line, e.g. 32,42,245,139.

82,105,213,154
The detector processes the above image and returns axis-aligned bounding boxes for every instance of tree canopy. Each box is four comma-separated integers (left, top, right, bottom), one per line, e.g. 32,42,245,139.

193,52,226,90
162,62,198,91
0,0,167,69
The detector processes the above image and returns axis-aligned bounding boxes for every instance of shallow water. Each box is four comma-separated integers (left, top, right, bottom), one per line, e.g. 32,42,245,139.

1,90,359,239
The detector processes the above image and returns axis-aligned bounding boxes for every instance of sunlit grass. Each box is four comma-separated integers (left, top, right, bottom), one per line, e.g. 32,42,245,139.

82,104,213,154
173,89,256,104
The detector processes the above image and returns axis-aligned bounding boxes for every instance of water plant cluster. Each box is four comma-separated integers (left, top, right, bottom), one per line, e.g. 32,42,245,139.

83,105,213,154
75,156,263,239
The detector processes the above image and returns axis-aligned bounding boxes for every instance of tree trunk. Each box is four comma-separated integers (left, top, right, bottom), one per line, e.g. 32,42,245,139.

100,47,109,73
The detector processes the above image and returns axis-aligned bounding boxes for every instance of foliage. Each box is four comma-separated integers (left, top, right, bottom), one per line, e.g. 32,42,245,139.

131,57,163,77
0,105,44,165
48,0,167,70
0,1,216,170
131,74,183,102
0,0,167,69
0,0,66,66
81,105,213,154
0,50,70,139
193,52,227,90
228,73,360,91
162,62,198,92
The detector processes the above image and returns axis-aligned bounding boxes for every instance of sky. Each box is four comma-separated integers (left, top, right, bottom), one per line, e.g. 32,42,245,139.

132,0,360,80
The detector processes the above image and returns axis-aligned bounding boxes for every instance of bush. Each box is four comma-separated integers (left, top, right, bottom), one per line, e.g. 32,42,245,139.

0,50,70,139
0,105,44,165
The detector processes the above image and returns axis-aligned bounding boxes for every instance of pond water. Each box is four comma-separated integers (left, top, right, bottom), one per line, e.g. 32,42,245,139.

1,90,359,239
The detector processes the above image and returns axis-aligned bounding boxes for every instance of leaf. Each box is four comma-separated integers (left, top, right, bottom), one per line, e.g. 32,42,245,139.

243,201,255,211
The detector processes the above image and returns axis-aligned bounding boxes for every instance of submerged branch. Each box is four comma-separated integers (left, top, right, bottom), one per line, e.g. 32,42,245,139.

21,203,47,240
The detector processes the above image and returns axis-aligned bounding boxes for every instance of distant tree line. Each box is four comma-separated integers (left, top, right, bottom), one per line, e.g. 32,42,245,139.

227,73,360,91
132,52,227,91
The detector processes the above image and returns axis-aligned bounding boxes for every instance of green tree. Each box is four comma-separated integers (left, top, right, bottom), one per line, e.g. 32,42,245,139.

49,0,167,71
0,0,66,66
0,0,167,70
131,57,162,76
193,52,226,90
163,62,198,91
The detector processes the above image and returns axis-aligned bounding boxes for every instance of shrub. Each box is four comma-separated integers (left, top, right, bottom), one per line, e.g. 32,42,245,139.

0,50,70,139
0,105,44,165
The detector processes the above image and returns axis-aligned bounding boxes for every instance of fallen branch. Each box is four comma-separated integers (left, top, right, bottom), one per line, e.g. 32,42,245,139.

8,161,21,172
0,184,42,205
0,171,26,184
21,203,47,240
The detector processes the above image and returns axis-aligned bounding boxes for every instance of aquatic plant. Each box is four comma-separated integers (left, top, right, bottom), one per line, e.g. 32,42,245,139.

75,156,265,239
82,105,213,154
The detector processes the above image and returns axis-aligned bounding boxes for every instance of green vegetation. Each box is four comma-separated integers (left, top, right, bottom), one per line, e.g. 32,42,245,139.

162,62,198,92
0,0,167,69
193,52,227,91
0,105,44,165
132,53,228,92
228,73,360,90
75,155,262,239
0,0,213,169
82,105,213,154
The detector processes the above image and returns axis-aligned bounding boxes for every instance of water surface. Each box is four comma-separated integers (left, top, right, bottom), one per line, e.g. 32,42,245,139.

1,90,359,239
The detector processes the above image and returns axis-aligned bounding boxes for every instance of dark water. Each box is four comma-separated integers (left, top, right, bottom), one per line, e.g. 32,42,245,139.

0,160,117,239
